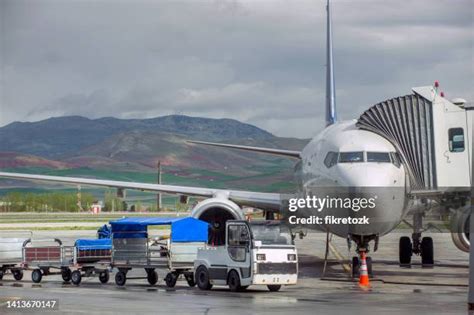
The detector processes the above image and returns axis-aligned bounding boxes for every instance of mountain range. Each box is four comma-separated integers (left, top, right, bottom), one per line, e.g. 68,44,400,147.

0,115,308,192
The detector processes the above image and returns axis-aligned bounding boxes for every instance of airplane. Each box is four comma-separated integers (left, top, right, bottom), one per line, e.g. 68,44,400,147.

0,0,471,276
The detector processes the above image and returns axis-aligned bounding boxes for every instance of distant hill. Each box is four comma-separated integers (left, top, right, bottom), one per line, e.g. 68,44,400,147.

0,115,275,158
0,152,72,169
0,116,308,188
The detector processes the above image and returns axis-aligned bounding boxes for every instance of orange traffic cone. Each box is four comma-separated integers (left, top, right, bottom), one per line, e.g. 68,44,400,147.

358,252,370,289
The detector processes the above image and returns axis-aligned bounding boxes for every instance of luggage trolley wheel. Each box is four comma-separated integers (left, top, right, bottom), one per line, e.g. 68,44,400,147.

185,273,196,287
147,270,158,286
165,272,178,288
31,269,42,283
115,271,127,286
71,270,82,285
99,270,110,284
13,269,23,281
61,268,72,282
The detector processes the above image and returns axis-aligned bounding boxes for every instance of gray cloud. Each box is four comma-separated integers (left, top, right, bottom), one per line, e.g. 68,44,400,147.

1,0,472,138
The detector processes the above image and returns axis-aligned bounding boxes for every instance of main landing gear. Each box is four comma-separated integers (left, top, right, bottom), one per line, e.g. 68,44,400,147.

399,213,434,267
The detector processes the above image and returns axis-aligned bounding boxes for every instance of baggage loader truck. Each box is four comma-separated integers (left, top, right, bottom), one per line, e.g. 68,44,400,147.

194,220,298,292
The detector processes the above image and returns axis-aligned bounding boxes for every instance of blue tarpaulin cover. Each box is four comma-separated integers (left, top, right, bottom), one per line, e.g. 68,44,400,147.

75,238,112,250
97,224,112,239
109,217,209,242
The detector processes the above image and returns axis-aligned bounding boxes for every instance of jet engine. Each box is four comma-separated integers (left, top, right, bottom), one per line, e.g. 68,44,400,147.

191,197,244,245
450,208,470,253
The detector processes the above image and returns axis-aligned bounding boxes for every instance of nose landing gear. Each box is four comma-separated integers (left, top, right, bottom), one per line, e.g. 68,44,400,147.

352,252,373,278
349,235,377,278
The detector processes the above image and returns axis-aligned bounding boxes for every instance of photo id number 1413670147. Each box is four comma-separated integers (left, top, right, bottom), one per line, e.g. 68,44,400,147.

5,299,58,310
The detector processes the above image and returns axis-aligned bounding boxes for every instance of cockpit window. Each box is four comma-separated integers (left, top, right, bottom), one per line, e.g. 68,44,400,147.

324,151,338,168
390,152,401,168
367,152,391,163
339,152,364,163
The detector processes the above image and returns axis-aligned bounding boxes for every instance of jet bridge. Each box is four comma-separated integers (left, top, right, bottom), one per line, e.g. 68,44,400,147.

356,86,472,192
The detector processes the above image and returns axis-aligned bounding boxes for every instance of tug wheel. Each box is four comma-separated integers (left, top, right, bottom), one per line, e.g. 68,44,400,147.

267,285,281,292
227,270,241,292
195,266,212,290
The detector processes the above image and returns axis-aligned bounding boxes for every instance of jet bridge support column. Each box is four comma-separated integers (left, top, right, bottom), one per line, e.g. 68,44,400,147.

468,123,474,310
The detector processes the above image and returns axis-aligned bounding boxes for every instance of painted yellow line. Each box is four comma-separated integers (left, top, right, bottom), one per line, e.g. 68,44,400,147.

328,242,351,273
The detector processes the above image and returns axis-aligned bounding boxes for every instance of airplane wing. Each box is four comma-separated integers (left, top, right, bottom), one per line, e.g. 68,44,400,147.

187,140,301,159
0,172,282,211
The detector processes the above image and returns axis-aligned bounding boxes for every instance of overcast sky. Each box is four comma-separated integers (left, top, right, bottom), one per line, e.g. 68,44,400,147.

0,0,472,138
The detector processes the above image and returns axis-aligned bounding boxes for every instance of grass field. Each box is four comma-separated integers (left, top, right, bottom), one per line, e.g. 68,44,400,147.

0,211,189,222
0,165,296,193
0,212,190,230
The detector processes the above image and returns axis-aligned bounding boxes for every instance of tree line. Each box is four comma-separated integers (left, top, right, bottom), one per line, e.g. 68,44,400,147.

0,191,96,212
0,191,192,212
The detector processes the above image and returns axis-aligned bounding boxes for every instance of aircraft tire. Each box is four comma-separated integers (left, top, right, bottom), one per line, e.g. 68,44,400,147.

399,236,412,266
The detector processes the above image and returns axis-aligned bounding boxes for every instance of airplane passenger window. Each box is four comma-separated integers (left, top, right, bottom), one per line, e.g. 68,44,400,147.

448,128,464,152
324,152,338,168
367,152,391,163
339,152,364,163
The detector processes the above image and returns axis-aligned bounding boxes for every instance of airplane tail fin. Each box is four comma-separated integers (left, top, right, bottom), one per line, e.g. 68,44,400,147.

325,0,337,126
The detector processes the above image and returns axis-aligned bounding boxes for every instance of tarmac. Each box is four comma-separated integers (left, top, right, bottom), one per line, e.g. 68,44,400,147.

0,230,470,314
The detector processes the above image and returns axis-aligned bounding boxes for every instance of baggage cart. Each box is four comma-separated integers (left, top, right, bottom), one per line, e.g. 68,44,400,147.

22,238,112,285
109,217,209,287
0,231,32,281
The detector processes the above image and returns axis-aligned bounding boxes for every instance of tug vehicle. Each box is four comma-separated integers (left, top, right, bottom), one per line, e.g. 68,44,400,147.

194,220,298,292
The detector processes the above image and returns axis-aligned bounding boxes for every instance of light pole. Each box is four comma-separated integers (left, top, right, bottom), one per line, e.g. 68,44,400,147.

157,161,162,211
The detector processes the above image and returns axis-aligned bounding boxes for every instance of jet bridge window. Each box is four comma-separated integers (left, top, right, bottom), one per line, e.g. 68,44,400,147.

339,152,364,163
324,151,338,168
448,128,465,152
367,152,391,163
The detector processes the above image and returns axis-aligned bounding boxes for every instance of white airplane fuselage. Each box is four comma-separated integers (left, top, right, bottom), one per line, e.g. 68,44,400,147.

297,120,410,239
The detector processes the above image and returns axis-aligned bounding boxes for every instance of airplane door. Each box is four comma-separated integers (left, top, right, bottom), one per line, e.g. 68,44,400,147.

439,111,471,187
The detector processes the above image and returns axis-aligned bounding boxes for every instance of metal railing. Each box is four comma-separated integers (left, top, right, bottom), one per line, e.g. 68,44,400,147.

22,239,71,266
111,231,169,266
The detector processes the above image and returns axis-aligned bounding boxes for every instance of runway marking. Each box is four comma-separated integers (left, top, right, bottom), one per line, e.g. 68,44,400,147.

327,242,351,273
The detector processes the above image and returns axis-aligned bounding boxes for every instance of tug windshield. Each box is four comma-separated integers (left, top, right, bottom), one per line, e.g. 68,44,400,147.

250,222,292,245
